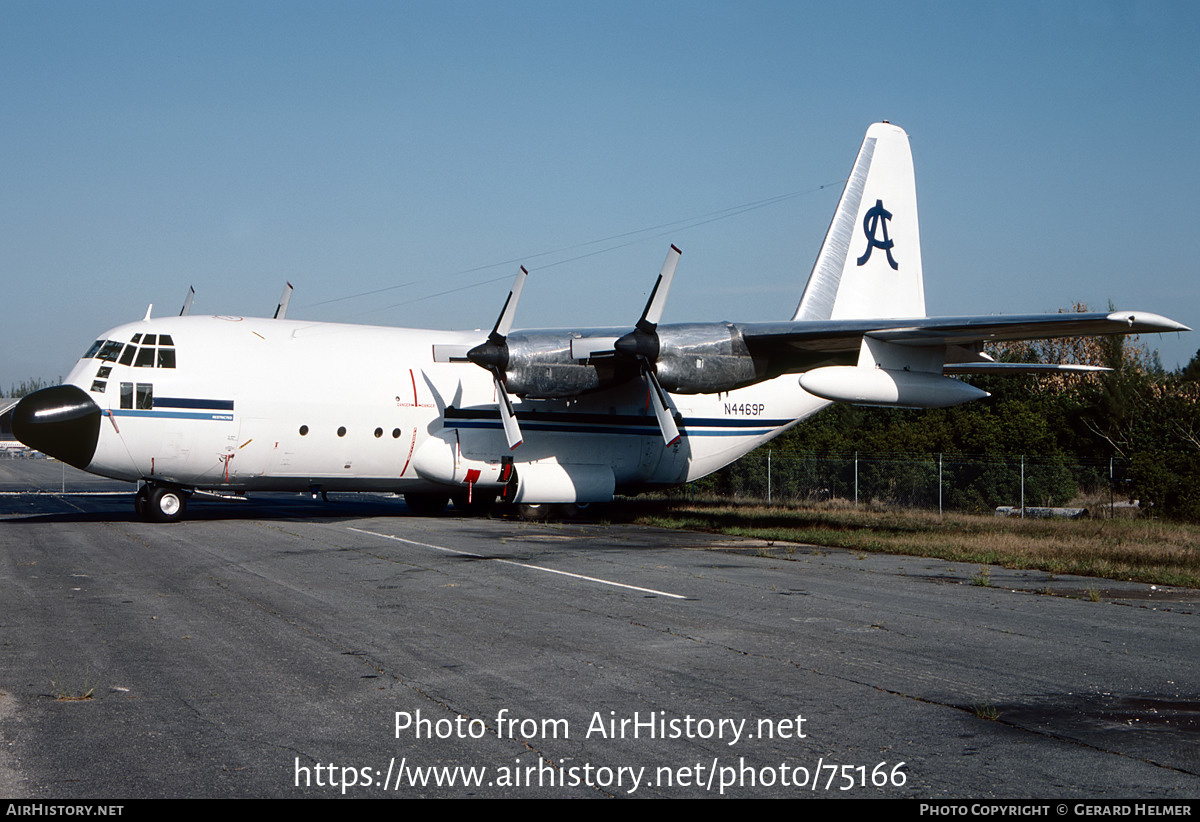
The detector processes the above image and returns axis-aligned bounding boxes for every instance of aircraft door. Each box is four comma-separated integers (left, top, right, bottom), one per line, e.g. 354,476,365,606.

227,417,281,481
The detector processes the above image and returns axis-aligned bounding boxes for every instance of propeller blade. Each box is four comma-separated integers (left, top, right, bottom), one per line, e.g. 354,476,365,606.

493,374,524,450
469,265,528,372
490,266,528,342
644,368,680,446
179,286,195,317
274,282,294,320
636,245,681,332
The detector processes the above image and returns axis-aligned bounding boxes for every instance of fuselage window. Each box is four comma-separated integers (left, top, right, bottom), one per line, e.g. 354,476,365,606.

337,426,347,437
135,384,153,410
90,380,107,393
97,366,112,379
392,428,401,438
299,425,309,436
374,427,383,438
134,347,155,368
120,383,133,410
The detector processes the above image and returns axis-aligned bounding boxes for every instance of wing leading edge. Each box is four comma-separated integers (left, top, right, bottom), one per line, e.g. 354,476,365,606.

739,310,1188,358
730,311,1189,391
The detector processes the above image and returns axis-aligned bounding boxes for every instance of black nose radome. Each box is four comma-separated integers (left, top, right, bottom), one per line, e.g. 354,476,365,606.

11,385,102,470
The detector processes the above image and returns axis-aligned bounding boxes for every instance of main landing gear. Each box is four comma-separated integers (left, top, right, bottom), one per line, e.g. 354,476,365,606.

135,484,190,523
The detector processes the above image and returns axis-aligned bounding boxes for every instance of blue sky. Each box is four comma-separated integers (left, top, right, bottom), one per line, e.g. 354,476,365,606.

3,1,1197,389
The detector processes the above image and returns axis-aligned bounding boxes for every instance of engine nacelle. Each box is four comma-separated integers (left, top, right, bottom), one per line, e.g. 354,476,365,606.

501,332,610,397
799,366,989,408
652,323,761,394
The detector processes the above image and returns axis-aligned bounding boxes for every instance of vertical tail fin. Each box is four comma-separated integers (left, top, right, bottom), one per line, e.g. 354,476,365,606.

793,122,925,321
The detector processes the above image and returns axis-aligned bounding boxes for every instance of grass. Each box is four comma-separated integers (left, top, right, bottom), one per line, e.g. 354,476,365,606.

628,497,1200,588
969,567,993,587
50,666,95,701
972,703,1001,721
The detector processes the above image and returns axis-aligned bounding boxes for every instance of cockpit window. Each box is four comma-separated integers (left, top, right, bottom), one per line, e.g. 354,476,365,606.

97,341,124,362
82,334,177,369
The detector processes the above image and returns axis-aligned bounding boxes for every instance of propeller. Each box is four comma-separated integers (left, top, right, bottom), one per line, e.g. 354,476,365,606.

640,244,681,330
179,286,195,317
644,366,681,447
614,245,682,446
467,267,528,450
274,282,294,320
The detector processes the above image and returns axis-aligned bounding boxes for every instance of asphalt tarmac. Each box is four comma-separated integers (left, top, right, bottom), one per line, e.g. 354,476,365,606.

1,458,1197,798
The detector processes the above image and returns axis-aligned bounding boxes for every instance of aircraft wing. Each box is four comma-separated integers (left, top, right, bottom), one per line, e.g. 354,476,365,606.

736,310,1189,370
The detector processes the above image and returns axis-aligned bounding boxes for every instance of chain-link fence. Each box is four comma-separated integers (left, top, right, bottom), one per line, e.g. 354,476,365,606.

690,449,1130,515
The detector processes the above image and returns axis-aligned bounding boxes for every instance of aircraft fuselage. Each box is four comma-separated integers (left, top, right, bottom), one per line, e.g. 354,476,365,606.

28,314,825,507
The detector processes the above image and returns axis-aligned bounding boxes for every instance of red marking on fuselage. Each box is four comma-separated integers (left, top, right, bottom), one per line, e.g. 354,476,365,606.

400,429,417,476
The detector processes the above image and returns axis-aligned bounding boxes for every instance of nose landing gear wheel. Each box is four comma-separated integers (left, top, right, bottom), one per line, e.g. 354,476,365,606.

137,485,188,523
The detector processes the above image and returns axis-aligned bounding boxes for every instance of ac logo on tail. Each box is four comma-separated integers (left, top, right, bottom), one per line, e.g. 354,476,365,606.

856,198,899,270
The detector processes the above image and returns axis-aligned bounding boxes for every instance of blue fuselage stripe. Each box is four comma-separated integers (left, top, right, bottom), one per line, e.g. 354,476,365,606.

450,418,787,437
111,410,234,421
106,409,785,434
154,397,235,411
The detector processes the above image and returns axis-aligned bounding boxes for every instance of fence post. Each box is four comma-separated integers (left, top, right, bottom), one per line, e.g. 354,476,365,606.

854,451,859,508
1109,456,1114,519
1020,456,1025,518
767,448,772,507
938,453,943,516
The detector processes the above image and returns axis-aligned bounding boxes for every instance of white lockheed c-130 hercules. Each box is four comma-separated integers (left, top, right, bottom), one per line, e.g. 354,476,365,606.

10,123,1189,522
